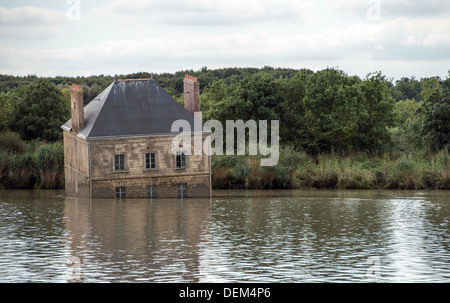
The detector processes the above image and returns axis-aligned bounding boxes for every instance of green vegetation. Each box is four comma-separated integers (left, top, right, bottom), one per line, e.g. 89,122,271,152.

211,149,450,190
0,66,449,190
0,133,64,189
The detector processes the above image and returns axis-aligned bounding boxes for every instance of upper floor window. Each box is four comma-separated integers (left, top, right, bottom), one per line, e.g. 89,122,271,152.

114,154,125,171
176,151,186,168
145,153,156,169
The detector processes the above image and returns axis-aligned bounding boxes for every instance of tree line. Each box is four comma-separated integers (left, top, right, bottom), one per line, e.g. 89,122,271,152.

1,66,449,153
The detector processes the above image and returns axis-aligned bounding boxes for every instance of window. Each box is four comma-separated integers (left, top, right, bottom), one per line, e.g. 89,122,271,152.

147,185,156,199
114,154,125,171
145,153,156,169
177,183,187,199
176,152,186,168
115,187,126,198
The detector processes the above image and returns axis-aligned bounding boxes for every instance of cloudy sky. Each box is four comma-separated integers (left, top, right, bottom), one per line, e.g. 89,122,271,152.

0,0,449,80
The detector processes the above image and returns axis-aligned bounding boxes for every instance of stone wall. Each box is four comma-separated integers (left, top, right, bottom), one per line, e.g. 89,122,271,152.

89,134,211,198
63,130,90,197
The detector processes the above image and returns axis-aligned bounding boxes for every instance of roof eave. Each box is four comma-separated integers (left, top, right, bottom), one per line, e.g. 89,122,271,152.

84,131,212,141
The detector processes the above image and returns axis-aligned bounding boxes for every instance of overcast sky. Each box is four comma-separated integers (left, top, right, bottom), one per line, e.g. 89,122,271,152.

0,0,449,80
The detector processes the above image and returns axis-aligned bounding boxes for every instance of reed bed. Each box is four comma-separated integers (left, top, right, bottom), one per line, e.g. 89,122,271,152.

212,149,450,190
0,135,64,189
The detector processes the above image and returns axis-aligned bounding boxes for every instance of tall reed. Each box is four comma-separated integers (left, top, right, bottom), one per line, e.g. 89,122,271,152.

34,142,65,189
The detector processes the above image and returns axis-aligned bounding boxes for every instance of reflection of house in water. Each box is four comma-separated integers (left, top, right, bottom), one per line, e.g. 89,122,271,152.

64,197,210,282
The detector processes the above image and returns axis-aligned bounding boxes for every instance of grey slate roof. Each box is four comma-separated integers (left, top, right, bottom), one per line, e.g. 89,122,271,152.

62,79,202,139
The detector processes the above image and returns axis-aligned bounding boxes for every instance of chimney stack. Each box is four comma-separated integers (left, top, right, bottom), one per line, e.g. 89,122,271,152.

183,75,200,115
70,83,84,134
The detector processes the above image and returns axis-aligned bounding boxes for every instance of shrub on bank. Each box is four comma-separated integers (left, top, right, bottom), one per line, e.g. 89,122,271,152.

0,131,28,154
0,132,65,189
34,142,65,189
432,151,450,189
211,146,309,189
211,149,450,190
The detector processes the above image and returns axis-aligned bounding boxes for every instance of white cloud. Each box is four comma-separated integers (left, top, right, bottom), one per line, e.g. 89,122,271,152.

1,14,448,79
324,17,450,61
0,6,67,39
331,0,450,19
0,1,448,80
0,6,66,25
94,0,314,26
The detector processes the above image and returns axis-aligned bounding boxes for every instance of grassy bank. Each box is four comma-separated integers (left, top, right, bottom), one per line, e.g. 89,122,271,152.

0,131,64,189
1,130,448,191
211,148,450,190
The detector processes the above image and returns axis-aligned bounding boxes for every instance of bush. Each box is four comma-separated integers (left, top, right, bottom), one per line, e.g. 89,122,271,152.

432,150,450,189
295,152,450,190
337,167,375,189
0,131,27,154
0,153,9,188
6,153,36,188
34,142,65,189
211,166,232,189
211,147,311,189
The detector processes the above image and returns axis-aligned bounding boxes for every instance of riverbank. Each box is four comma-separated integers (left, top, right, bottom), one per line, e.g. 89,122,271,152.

1,137,448,191
211,149,450,190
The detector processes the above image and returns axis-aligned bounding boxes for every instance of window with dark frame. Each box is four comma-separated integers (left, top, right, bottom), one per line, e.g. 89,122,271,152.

147,185,156,199
145,153,156,169
115,187,126,198
114,154,125,171
177,183,187,199
176,152,186,168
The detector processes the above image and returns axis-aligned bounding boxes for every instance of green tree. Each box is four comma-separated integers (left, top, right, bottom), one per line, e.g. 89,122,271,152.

390,76,422,102
421,76,443,108
0,91,13,131
302,69,363,153
282,69,311,149
390,98,424,152
10,79,70,141
201,79,228,122
422,96,450,152
358,72,395,152
421,75,450,152
301,69,394,154
207,72,287,123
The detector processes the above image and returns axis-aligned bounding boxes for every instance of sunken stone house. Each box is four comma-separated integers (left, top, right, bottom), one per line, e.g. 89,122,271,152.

62,75,211,199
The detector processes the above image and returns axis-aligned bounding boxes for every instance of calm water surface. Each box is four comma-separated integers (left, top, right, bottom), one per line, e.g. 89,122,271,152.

0,189,449,282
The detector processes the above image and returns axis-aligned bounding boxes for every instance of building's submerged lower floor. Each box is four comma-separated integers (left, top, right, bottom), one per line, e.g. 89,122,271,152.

66,174,211,199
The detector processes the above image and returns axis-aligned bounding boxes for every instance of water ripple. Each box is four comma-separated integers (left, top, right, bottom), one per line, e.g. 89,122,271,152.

0,190,449,282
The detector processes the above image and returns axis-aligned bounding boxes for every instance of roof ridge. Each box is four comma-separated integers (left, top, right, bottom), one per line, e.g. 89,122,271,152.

117,78,152,82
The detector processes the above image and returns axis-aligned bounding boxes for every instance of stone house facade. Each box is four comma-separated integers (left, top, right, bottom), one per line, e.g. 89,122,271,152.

62,75,211,198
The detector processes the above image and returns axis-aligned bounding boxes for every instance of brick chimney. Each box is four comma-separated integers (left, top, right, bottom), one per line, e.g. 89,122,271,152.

70,83,84,133
183,75,200,115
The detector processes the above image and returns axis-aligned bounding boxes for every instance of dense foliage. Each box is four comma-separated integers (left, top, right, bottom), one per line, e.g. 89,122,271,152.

2,79,70,141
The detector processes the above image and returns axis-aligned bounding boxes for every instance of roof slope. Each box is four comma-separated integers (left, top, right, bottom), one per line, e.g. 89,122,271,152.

62,79,200,139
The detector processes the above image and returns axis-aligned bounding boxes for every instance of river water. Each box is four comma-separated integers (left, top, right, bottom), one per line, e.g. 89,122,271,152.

0,189,449,283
